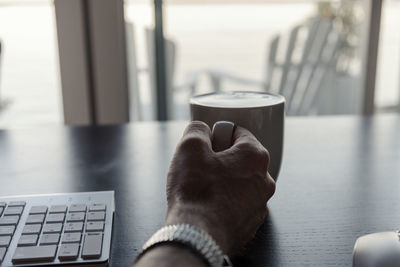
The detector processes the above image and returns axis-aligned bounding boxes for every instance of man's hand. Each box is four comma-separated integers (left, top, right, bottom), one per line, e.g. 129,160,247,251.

165,121,276,255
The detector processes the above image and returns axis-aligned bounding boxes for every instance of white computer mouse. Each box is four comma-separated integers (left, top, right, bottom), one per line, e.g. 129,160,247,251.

353,231,400,267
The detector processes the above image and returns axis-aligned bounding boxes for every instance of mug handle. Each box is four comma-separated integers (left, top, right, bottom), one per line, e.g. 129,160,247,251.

212,121,236,152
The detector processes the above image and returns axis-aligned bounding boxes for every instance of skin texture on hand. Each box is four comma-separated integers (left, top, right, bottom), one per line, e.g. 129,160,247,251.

135,121,276,266
166,121,276,255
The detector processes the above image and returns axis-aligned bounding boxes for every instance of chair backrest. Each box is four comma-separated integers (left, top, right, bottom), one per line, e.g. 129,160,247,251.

125,24,177,121
145,28,176,120
267,17,345,115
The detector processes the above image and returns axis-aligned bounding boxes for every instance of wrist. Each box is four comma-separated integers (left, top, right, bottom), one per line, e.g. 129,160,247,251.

165,203,233,254
135,243,207,267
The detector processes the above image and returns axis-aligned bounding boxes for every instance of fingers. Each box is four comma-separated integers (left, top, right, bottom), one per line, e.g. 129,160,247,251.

224,126,270,172
179,121,212,152
231,126,259,147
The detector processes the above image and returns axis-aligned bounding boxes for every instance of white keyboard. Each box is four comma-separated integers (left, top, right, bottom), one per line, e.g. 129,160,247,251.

0,191,114,266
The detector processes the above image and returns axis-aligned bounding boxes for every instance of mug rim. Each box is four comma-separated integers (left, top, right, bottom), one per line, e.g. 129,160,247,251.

190,91,285,109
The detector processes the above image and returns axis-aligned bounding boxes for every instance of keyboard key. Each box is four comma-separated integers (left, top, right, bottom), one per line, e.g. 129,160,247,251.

40,234,60,245
0,226,15,236
49,205,67,214
0,247,6,263
69,204,86,213
29,206,48,215
8,201,26,207
42,223,63,234
22,224,42,235
87,211,105,221
0,216,19,226
12,245,57,263
46,213,65,223
0,236,11,247
66,212,85,222
89,204,106,212
26,214,45,224
86,221,104,232
82,232,103,259
64,222,84,233
62,232,81,243
0,192,113,264
58,243,80,261
18,234,38,246
4,206,24,216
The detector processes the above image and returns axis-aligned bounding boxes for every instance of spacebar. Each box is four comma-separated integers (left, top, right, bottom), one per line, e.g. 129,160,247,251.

12,245,57,263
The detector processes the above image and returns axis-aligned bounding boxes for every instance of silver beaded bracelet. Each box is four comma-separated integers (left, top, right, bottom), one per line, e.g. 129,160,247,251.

139,224,233,267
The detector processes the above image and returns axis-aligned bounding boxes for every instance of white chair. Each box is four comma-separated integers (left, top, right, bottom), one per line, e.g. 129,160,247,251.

125,21,198,120
198,17,346,116
145,28,201,120
127,17,347,119
145,27,176,120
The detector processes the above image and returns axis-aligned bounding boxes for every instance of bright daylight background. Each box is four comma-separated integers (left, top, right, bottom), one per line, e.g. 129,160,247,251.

0,0,398,126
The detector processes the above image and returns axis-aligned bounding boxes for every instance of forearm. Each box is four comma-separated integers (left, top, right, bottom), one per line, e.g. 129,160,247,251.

134,243,207,267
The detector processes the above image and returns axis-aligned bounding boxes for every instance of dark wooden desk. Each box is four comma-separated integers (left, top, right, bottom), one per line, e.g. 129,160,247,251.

1,115,400,266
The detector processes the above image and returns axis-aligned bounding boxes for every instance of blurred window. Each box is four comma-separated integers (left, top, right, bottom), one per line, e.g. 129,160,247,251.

125,0,369,120
375,0,400,112
0,0,61,128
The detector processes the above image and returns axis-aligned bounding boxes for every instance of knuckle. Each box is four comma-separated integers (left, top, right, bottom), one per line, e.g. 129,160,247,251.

187,121,210,133
179,135,208,152
235,141,254,152
257,148,270,172
236,141,269,166
258,147,270,164
266,176,276,198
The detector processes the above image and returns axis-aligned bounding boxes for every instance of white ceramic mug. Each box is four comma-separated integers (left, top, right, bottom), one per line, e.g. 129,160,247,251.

190,91,285,181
